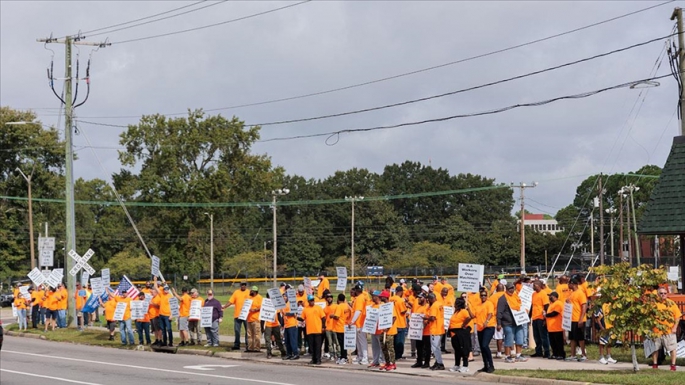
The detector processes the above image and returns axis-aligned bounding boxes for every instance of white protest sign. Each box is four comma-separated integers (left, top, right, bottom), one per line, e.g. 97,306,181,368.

457,263,484,292
267,288,286,310
113,302,127,321
151,255,160,277
303,277,312,295
336,266,348,291
131,300,146,320
675,340,685,358
344,325,357,349
45,269,63,288
39,249,54,267
19,285,31,300
28,268,45,287
519,284,534,312
512,309,530,326
362,306,379,334
378,302,394,330
408,313,424,340
189,300,202,320
11,303,18,318
101,268,110,288
443,306,455,330
169,297,180,318
201,306,213,327
41,269,51,282
90,277,104,296
315,301,326,310
562,303,573,332
81,271,90,287
238,299,253,321
286,289,298,312
259,298,277,322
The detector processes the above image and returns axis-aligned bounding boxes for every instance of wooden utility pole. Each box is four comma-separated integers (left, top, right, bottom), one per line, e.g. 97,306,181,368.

512,182,538,274
671,8,685,135
598,174,605,265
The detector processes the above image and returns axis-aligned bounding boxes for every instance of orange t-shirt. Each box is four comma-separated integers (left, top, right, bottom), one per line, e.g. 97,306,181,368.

324,303,337,330
265,309,281,328
333,302,351,333
449,308,471,336
32,290,44,307
352,295,367,328
475,300,495,331
531,290,549,321
556,283,570,303
58,288,68,310
229,289,251,318
428,301,445,335
546,300,563,332
179,293,191,317
116,296,132,320
14,296,28,310
415,304,430,336
158,292,172,317
284,309,298,329
247,295,263,323
148,295,160,318
391,295,407,328
45,291,59,311
74,290,86,310
569,289,587,322
104,299,117,321
386,303,399,336
489,291,504,308
301,304,325,334
654,300,683,335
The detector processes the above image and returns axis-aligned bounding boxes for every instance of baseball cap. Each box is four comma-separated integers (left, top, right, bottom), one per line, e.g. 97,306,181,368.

163,285,170,291
506,283,515,289
399,279,405,283
372,290,381,296
307,295,315,301
251,286,259,291
500,279,507,286
498,274,505,279
379,290,390,298
549,291,559,298
298,284,305,291
421,285,429,293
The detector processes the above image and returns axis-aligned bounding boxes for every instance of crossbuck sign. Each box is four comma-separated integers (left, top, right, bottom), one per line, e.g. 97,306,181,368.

68,249,96,277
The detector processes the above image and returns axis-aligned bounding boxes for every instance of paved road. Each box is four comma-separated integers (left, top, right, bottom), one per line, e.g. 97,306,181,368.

0,336,508,385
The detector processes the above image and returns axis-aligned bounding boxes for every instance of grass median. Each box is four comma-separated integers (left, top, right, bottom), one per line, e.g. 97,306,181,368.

496,370,685,385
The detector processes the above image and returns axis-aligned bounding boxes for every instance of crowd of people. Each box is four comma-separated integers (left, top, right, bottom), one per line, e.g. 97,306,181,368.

9,272,683,373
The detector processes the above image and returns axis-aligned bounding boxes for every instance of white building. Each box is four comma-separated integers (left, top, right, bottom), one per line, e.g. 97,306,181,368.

517,213,563,235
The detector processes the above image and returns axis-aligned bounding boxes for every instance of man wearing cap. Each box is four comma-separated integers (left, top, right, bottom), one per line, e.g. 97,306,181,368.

317,272,330,300
154,277,174,347
379,290,398,371
545,292,565,359
56,283,68,328
204,289,223,347
411,293,432,368
223,281,250,350
283,293,300,360
565,278,587,361
497,282,528,363
330,293,351,364
425,292,445,370
245,286,263,352
391,286,408,360
299,294,326,365
171,287,191,346
323,291,338,361
187,288,204,345
349,285,369,364
74,282,87,331
368,291,385,369
530,280,550,358
295,285,308,354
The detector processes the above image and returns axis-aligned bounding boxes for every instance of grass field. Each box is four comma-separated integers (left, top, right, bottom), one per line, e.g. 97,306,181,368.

497,370,685,385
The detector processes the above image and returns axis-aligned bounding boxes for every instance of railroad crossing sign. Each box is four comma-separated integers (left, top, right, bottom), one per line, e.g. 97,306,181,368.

68,248,96,277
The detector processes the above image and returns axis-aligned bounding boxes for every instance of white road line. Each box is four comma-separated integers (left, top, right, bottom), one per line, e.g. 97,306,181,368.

3,350,296,385
0,369,103,385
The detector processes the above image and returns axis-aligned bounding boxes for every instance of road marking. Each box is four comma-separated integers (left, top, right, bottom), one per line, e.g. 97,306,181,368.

4,350,296,385
0,369,103,385
184,364,239,371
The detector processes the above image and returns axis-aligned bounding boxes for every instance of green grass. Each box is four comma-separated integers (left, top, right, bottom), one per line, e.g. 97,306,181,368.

5,324,140,348
497,370,685,385
521,344,685,366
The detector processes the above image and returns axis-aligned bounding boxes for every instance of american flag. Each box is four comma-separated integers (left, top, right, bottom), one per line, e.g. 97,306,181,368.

113,275,140,299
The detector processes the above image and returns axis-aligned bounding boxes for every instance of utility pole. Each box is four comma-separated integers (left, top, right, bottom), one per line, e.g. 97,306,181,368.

671,7,685,135
271,188,289,287
37,34,108,327
204,213,214,290
16,167,35,269
598,174,605,265
345,196,364,281
606,207,616,265
618,193,624,262
512,182,538,274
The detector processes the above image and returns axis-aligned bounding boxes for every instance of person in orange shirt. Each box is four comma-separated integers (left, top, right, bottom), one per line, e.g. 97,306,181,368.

74,282,87,331
410,293,432,368
331,293,351,364
348,285,369,364
316,272,330,300
323,291,338,361
299,295,326,365
43,287,59,332
448,297,474,373
187,288,205,345
566,277,588,361
425,292,445,370
116,291,135,346
30,286,43,329
391,286,408,360
134,292,152,345
154,278,174,347
56,283,68,328
245,286,263,352
652,288,682,371
545,292,565,360
148,288,163,346
13,293,29,331
489,282,506,358
172,287,191,346
378,290,398,371
223,281,250,350
99,293,118,340
475,289,496,373
368,291,384,369
263,292,287,360
531,280,550,358
283,292,300,360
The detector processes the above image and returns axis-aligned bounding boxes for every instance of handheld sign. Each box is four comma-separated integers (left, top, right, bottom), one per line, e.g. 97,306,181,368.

362,307,379,334
676,340,685,358
201,307,213,327
259,298,277,322
303,277,312,295
562,303,573,332
267,288,286,310
19,286,31,300
408,313,424,340
81,271,90,287
457,263,484,292
512,309,530,326
169,297,180,318
45,269,63,289
41,269,51,282
101,268,111,288
189,300,202,320
11,303,17,318
519,284,534,312
113,302,128,321
151,255,160,277
28,268,45,287
336,266,348,291
443,306,455,330
131,300,146,320
286,289,297,312
378,302,394,330
344,325,356,349
238,299,253,321
90,277,104,297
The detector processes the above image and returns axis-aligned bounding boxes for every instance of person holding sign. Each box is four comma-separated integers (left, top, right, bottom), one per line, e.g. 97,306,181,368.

13,293,28,331
379,291,398,371
222,281,250,351
74,282,87,331
135,292,152,345
531,280,550,358
171,287,191,347
317,272,330,300
99,294,118,341
154,278,175,347
545,292,565,360
448,297,474,373
203,290,223,347
496,283,528,363
107,287,135,346
298,295,326,365
349,285,369,365
323,291,339,362
390,286,408,360
188,289,205,346
424,293,446,370
566,277,588,362
245,286,263,352
43,287,59,332
330,293,351,364
410,293,431,369
282,293,300,360
368,291,384,369
263,294,287,360
31,285,44,329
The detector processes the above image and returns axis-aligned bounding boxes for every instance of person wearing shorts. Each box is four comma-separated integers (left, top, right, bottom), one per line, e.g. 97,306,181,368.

99,294,118,341
496,283,528,363
652,288,682,371
566,277,587,361
172,287,191,346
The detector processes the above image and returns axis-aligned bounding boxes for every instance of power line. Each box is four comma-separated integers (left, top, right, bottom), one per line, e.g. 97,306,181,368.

257,73,674,143
85,1,230,39
111,1,311,45
72,0,674,120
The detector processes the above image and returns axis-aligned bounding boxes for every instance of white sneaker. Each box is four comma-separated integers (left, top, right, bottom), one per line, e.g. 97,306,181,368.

458,367,469,373
496,352,502,358
599,357,608,365
324,353,330,359
576,347,582,356
449,366,461,372
360,359,369,365
607,357,617,364
578,355,587,362
338,358,347,365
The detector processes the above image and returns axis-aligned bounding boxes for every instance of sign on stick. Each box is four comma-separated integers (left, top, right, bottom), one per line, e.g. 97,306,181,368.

457,263,484,292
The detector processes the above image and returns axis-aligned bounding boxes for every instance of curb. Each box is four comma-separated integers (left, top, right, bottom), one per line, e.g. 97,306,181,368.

177,348,214,357
474,373,607,385
5,330,46,340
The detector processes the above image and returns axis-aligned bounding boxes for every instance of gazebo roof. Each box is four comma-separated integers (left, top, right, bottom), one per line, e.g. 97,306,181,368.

638,135,685,235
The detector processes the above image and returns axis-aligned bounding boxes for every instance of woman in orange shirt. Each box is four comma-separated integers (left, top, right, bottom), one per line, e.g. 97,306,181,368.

134,292,152,345
448,298,474,373
14,294,29,331
43,287,59,332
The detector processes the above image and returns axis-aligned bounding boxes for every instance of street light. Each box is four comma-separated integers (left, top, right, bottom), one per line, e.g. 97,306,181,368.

272,188,289,287
204,212,214,290
344,196,364,280
605,207,617,265
622,185,641,265
15,167,36,270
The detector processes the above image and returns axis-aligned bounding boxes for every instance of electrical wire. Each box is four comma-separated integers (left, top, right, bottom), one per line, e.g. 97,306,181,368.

72,0,674,120
111,1,311,45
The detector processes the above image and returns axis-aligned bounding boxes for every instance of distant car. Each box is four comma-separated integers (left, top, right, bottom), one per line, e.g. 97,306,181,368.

0,293,13,307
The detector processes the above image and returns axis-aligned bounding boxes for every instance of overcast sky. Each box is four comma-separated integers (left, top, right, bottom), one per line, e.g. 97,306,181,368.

1,0,682,217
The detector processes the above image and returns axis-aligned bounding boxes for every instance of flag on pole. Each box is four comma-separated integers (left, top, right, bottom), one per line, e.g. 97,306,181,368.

114,275,140,299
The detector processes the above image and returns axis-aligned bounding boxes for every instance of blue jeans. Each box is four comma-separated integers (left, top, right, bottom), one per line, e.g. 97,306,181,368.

136,321,151,344
503,324,524,347
159,315,173,345
478,327,495,369
233,318,247,349
57,309,66,328
285,326,298,357
119,319,135,344
532,319,550,356
394,327,407,359
17,309,27,329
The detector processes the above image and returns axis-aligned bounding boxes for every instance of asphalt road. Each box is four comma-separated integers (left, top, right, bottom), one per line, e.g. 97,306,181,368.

0,336,506,385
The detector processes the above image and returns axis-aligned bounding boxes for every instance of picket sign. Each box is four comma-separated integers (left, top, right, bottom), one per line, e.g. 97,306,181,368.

259,299,277,322
113,302,127,321
408,313,424,340
169,297,180,318
443,306,455,330
268,288,286,310
189,300,202,320
378,302,394,330
344,325,357,349
562,303,573,332
238,299,253,321
201,307,213,327
336,267,348,291
512,309,530,326
131,300,146,320
28,267,45,287
457,263,484,292
362,307,379,334
286,289,297,312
